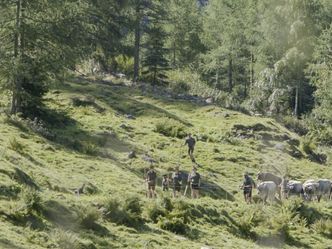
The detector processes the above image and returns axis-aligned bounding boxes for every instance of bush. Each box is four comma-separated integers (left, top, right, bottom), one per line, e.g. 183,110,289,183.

123,196,142,216
82,142,98,156
300,136,317,155
103,198,143,228
312,219,332,237
54,230,81,249
112,55,134,76
161,197,173,212
167,68,213,98
20,189,44,215
170,81,191,94
154,118,187,139
158,216,188,235
76,205,100,230
0,184,21,199
236,211,258,239
278,116,309,136
295,203,322,225
147,204,166,223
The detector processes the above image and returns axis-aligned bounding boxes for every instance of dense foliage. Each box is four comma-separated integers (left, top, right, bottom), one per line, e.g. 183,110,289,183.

0,0,331,143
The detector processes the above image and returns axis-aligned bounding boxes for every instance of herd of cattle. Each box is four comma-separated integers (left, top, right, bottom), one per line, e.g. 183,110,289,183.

256,172,332,203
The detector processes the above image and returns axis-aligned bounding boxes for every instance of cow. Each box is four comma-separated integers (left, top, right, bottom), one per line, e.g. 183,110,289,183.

303,179,318,201
316,179,331,202
281,178,304,199
257,172,282,199
303,179,332,202
257,181,277,204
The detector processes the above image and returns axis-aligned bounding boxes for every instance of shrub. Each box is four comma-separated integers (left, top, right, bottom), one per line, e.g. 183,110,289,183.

296,203,322,225
161,197,173,212
169,200,198,224
112,55,134,76
167,68,213,98
123,196,142,216
76,205,100,230
154,118,186,139
54,230,81,249
158,216,188,235
147,204,166,223
0,184,21,199
20,189,44,215
103,198,143,228
300,136,317,155
312,219,332,237
236,211,258,239
170,81,191,94
82,142,98,156
278,115,309,136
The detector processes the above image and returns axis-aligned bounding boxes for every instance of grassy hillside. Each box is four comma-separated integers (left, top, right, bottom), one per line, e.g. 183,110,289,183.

0,76,332,249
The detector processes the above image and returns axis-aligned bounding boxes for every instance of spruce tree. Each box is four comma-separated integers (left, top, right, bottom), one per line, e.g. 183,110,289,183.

0,0,91,116
142,22,169,86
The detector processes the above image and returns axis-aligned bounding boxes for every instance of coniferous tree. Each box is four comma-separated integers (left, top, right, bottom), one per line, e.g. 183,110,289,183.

0,0,91,116
142,22,169,86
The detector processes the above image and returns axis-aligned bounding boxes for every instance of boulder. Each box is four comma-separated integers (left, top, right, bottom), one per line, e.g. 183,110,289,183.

128,151,137,159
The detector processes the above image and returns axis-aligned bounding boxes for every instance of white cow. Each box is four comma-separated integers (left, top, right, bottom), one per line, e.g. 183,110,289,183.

316,179,331,202
303,179,331,202
281,179,304,199
257,181,277,203
303,179,318,201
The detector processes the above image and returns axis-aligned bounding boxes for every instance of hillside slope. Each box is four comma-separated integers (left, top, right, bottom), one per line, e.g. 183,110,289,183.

0,77,332,249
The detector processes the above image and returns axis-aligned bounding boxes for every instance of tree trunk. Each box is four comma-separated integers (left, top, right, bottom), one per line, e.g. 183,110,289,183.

250,52,254,87
11,0,22,114
215,70,219,88
172,41,176,68
153,65,157,87
294,83,299,117
133,6,141,83
228,57,233,93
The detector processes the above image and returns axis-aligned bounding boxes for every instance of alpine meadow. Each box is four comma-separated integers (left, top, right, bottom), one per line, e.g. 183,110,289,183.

0,1,332,249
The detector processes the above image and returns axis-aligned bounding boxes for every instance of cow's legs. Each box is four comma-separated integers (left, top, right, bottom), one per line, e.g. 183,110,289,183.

317,195,321,202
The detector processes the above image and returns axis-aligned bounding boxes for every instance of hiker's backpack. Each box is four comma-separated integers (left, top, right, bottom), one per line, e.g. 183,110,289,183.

147,170,157,182
190,172,200,184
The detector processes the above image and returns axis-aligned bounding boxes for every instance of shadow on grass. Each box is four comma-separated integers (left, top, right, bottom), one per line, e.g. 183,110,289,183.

43,200,113,237
42,200,77,229
0,239,26,249
9,107,135,158
61,79,192,126
0,167,40,190
155,171,235,201
256,233,312,249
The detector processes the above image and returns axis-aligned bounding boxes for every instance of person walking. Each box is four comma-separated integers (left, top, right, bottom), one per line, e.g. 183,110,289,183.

171,166,183,197
184,133,196,162
187,166,201,199
162,174,170,191
146,165,157,198
240,172,256,204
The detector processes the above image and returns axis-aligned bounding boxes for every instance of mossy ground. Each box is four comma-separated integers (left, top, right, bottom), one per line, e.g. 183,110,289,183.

0,77,331,248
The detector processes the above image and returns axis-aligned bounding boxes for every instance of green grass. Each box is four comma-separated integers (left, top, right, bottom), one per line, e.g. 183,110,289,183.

0,76,331,248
